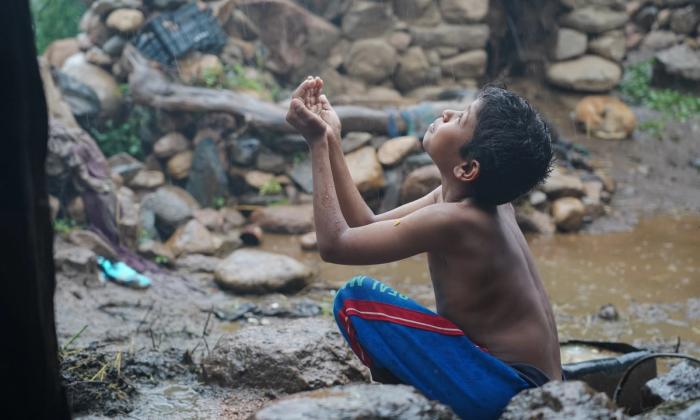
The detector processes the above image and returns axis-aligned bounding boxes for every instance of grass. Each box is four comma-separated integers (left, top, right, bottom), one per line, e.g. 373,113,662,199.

53,218,78,235
618,60,700,137
30,0,85,53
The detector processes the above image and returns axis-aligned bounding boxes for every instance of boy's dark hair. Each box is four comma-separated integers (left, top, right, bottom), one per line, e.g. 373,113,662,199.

459,86,553,206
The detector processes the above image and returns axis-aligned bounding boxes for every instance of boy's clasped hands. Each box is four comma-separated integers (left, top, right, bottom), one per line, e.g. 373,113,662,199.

285,76,341,144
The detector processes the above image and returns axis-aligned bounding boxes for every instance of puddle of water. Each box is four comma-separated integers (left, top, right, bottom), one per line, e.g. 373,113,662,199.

121,383,224,420
261,214,700,353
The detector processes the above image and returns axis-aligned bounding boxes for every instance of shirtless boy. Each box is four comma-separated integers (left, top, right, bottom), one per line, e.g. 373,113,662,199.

285,77,561,419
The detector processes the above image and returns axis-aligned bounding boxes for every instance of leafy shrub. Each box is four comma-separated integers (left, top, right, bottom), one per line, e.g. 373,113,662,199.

88,106,152,159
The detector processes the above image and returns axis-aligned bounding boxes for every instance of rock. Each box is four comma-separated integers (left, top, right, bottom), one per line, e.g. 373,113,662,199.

560,7,628,34
229,137,261,166
636,5,659,31
45,38,80,68
128,170,165,189
639,399,700,420
560,0,626,9
175,254,222,273
553,28,588,60
287,156,313,193
641,30,679,51
345,40,398,84
244,170,275,190
49,195,60,220
266,134,308,154
574,95,636,140
202,318,366,390
342,132,373,154
500,381,625,419
116,187,140,248
89,0,143,17
582,180,605,218
394,47,433,92
654,44,700,86
220,208,246,230
107,153,144,181
103,35,127,57
106,8,144,33
141,186,199,231
137,240,175,262
411,24,490,50
256,151,286,173
67,229,117,260
643,361,700,406
54,244,98,278
377,136,419,166
153,132,189,159
150,0,187,9
193,208,224,231
85,47,112,67
345,146,386,193
53,71,101,118
67,196,86,224
670,5,700,35
542,169,585,198
61,54,122,116
295,0,350,21
166,219,219,257
214,249,313,293
589,30,626,62
552,197,585,232
546,55,621,92
240,224,264,246
515,209,556,235
529,190,548,207
251,204,314,234
299,231,318,251
342,2,393,39
240,0,340,76
439,0,489,23
401,165,441,203
597,303,619,321
178,53,223,84
253,384,457,419
392,0,441,26
186,138,229,208
212,230,243,256
80,10,111,46
167,151,193,180
441,50,487,79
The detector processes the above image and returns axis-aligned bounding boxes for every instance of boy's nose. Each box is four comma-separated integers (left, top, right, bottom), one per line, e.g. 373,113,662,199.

442,110,456,122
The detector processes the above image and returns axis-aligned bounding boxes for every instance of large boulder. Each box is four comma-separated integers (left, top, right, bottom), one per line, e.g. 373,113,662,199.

140,186,199,236
440,50,487,79
177,53,224,84
377,136,420,166
345,146,386,193
44,38,80,68
166,219,220,256
153,132,190,159
560,7,628,34
342,2,393,39
394,47,434,92
67,229,117,260
439,0,489,23
175,254,222,273
253,384,457,419
105,8,144,33
251,204,314,234
669,5,700,35
641,31,679,51
542,169,585,198
128,170,165,189
53,71,101,118
546,55,621,92
654,44,700,88
167,150,194,180
552,197,585,232
345,40,398,84
214,249,313,293
400,165,441,203
186,138,229,208
61,54,122,116
411,24,489,50
500,381,626,419
588,30,625,62
239,0,340,76
552,28,588,61
201,318,367,391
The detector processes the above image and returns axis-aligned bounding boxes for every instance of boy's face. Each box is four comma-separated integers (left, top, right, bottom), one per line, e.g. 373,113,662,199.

422,99,482,175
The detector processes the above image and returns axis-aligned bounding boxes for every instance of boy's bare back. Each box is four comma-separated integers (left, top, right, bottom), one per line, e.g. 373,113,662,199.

426,198,562,381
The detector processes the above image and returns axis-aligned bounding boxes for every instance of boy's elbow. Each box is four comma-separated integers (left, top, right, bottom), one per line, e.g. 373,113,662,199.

318,242,339,263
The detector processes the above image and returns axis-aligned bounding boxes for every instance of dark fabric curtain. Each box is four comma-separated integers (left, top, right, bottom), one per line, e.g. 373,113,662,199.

0,1,71,418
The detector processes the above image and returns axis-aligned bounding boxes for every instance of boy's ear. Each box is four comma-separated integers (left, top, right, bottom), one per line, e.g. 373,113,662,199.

453,159,480,183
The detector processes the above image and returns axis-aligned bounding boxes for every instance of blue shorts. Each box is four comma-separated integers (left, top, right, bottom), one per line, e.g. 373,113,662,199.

333,276,548,419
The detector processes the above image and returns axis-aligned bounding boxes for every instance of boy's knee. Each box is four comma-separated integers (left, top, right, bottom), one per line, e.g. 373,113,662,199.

333,275,373,311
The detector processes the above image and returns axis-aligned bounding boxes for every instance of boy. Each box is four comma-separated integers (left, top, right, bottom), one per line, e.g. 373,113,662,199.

286,77,561,419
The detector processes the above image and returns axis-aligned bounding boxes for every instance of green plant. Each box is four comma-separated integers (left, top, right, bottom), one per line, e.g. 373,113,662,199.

212,196,226,209
638,117,667,139
154,255,170,265
89,106,152,159
259,178,282,196
31,0,86,53
224,64,280,101
53,218,77,235
200,66,225,88
618,60,700,122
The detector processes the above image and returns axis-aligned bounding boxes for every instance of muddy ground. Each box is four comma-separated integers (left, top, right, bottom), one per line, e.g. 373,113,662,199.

55,81,700,419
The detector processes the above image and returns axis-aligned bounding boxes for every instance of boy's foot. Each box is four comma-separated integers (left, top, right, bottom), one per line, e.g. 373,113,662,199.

97,256,152,289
